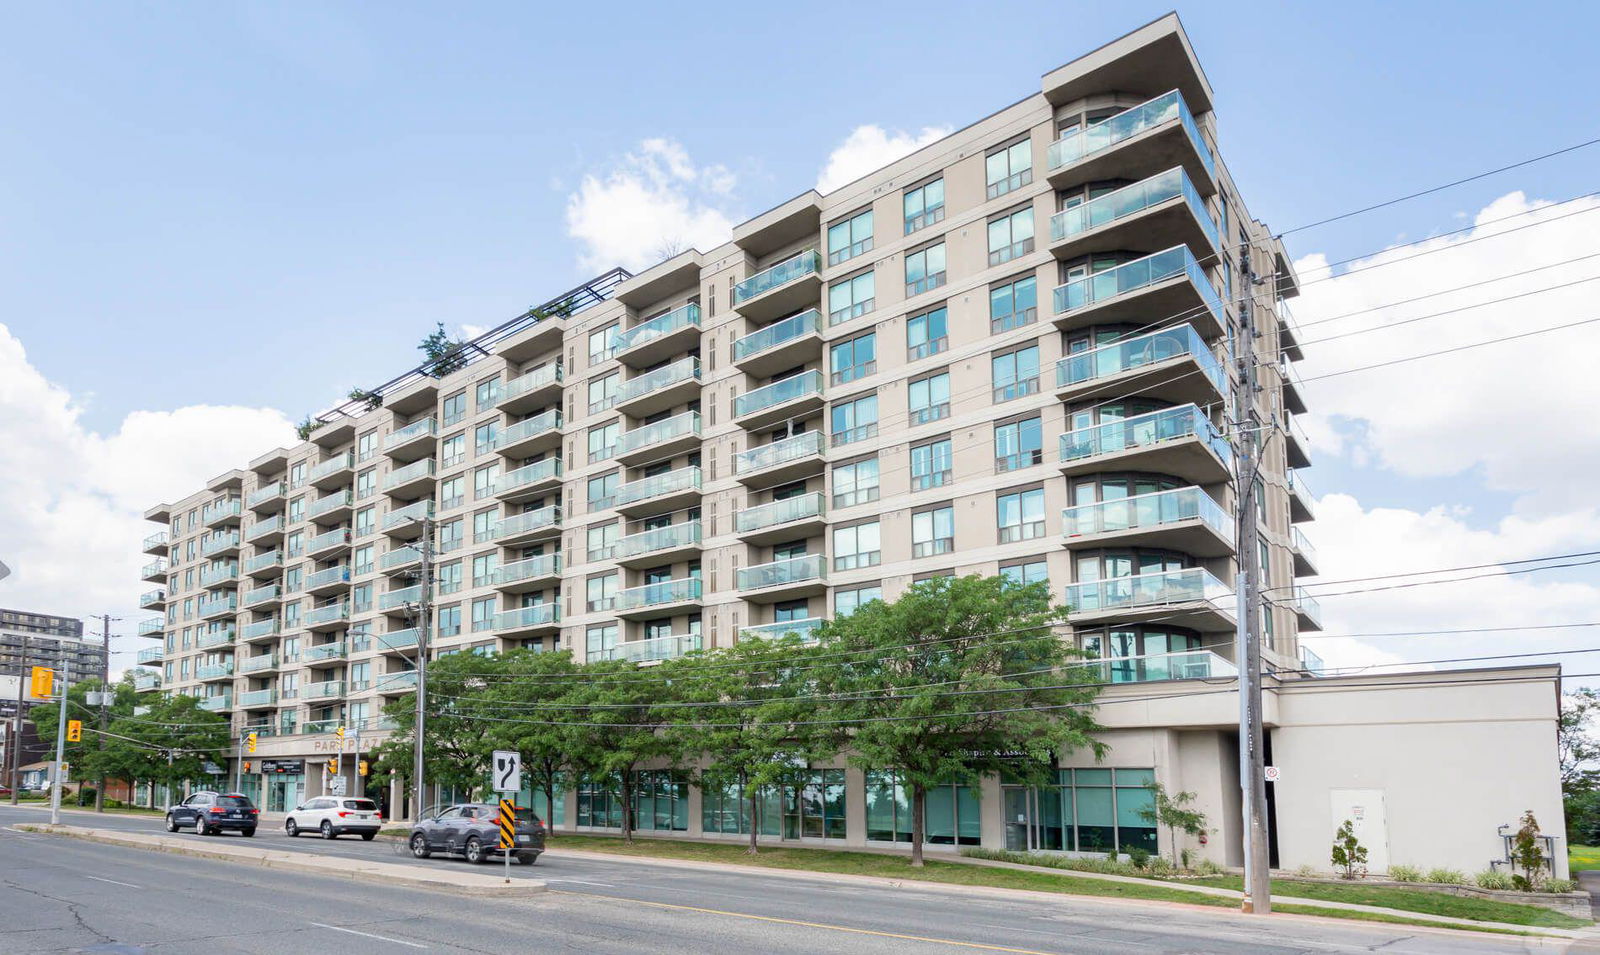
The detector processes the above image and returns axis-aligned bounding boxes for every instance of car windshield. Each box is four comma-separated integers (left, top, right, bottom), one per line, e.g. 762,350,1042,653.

344,799,377,811
217,796,252,808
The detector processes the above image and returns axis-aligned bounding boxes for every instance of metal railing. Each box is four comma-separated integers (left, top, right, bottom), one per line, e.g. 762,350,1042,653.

495,603,560,630
739,618,824,643
308,451,355,482
384,417,438,451
1054,324,1224,396
383,460,434,491
616,578,703,612
735,430,823,475
500,458,563,494
496,505,561,539
616,466,701,508
617,411,700,456
1064,567,1232,616
500,408,562,446
615,521,701,560
1074,649,1236,684
617,356,701,403
608,633,702,664
500,364,564,404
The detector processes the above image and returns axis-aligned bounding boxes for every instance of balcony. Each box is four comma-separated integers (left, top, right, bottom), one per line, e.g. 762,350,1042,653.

196,661,234,681
1054,323,1225,409
376,670,419,694
1279,359,1307,415
201,532,241,558
615,356,702,418
616,303,701,369
1061,486,1235,558
733,250,822,322
1277,301,1305,362
137,618,164,637
239,654,279,675
608,633,703,664
379,546,422,574
497,409,563,459
735,492,826,545
739,617,824,643
615,578,703,620
308,451,355,490
381,501,433,537
1287,470,1315,523
1064,567,1234,633
136,646,163,666
1058,403,1232,486
304,680,345,701
615,466,702,518
304,602,351,631
1291,527,1319,577
612,413,698,468
376,629,419,654
1300,646,1326,678
203,498,242,527
242,584,282,609
132,670,161,691
141,559,168,583
732,309,824,378
302,640,348,663
197,562,239,588
240,618,280,643
305,565,352,596
198,595,238,620
498,364,565,414
199,695,233,713
495,505,562,546
245,514,284,546
378,585,422,613
1045,89,1216,194
1293,586,1323,631
244,549,282,579
198,627,236,649
1077,649,1237,684
384,417,438,462
734,370,825,431
1284,413,1312,469
614,521,702,569
238,688,278,708
246,481,285,512
309,490,355,523
492,554,562,593
497,458,563,503
737,554,827,601
141,531,169,555
494,603,560,637
734,430,825,487
1052,245,1225,338
1049,166,1218,262
383,459,436,499
306,527,353,559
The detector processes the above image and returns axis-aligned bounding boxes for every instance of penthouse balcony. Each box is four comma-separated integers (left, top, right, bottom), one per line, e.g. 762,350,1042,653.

733,250,823,322
736,554,827,602
497,364,564,415
1049,167,1219,262
141,559,169,583
384,418,438,462
1291,527,1319,577
198,627,236,649
1058,404,1232,486
495,505,562,546
196,661,234,681
239,618,280,643
238,688,278,708
732,309,824,378
306,527,352,560
308,451,355,490
304,602,351,632
305,565,352,596
734,430,825,488
132,670,160,691
375,629,420,654
309,489,355,523
616,303,701,369
198,595,237,620
1061,486,1234,558
1064,567,1234,633
199,694,233,713
615,466,702,519
1077,649,1237,685
1045,89,1216,194
1287,469,1315,523
382,460,435,499
201,531,241,558
497,409,562,459
136,646,163,666
1052,245,1225,338
375,670,419,694
246,481,285,513
615,411,701,466
244,514,284,546
734,370,825,431
734,492,826,546
242,584,282,609
615,356,702,418
497,458,562,503
202,498,242,527
1293,586,1323,631
739,617,824,644
303,680,345,701
381,501,433,538
608,633,702,665
615,578,703,620
614,521,701,569
493,603,560,637
377,585,422,613
302,640,347,663
1054,324,1225,409
239,653,279,675
1284,413,1312,470
379,546,422,574
141,531,169,555
492,554,562,594
137,618,164,637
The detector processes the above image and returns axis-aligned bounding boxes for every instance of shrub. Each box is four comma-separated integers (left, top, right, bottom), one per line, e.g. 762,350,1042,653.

1127,848,1151,870
1145,857,1177,877
1545,878,1578,894
1194,858,1227,877
1424,867,1468,885
1388,864,1423,882
962,847,1138,878
1293,864,1319,879
1476,869,1515,890
1510,810,1547,892
75,787,97,807
1330,820,1368,879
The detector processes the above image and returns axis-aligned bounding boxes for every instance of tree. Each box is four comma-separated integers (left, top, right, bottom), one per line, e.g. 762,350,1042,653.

1560,689,1600,843
347,387,382,410
563,657,685,844
1331,819,1368,879
1139,781,1209,869
295,415,317,441
370,653,500,808
1511,810,1547,891
481,649,586,834
419,323,469,377
812,575,1104,866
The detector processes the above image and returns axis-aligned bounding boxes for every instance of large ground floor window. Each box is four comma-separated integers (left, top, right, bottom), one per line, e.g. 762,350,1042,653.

575,772,687,831
1003,768,1156,854
702,781,783,836
865,771,981,845
784,769,847,839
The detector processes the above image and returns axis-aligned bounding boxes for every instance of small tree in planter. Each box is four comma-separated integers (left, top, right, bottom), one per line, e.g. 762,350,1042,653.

295,415,316,441
1331,819,1368,879
1139,781,1209,870
419,323,469,377
1511,810,1547,892
348,387,382,410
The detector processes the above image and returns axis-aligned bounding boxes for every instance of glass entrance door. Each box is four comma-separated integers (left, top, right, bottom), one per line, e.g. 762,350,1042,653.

266,775,305,812
1003,787,1034,850
1003,783,1069,851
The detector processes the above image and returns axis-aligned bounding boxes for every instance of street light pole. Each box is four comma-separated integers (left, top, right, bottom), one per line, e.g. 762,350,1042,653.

50,664,69,826
9,633,27,806
95,614,111,812
411,515,433,821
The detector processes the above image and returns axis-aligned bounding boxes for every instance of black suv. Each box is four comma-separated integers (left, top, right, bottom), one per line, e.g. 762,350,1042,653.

408,803,544,864
165,791,260,836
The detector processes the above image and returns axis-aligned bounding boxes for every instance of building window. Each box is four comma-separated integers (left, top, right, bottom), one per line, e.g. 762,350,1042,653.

576,776,622,827
440,475,465,511
995,416,1044,472
908,372,950,425
910,438,953,490
702,781,783,836
904,178,945,234
472,509,496,544
351,583,372,614
438,518,463,552
585,623,617,663
441,392,466,427
352,545,373,577
475,376,501,410
987,207,1035,266
867,771,981,845
588,325,619,364
473,464,500,500
441,433,466,468
588,372,619,413
1000,558,1049,585
985,138,1032,199
905,243,946,297
470,597,496,632
474,422,499,456
355,468,376,501
832,457,880,509
437,561,462,595
1008,768,1157,854
827,270,875,326
829,332,877,385
586,522,620,561
785,769,847,839
833,521,881,571
632,770,690,832
912,505,954,558
355,503,378,536
588,421,620,463
992,345,1041,403
830,393,878,447
472,553,500,588
437,605,461,637
827,208,874,266
997,487,1046,543
357,431,377,462
587,472,618,511
906,306,948,361
990,275,1038,333
835,583,882,617
586,573,618,613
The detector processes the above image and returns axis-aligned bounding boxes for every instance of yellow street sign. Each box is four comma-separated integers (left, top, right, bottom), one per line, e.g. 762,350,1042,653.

498,798,516,850
245,732,257,754
66,720,82,742
30,666,53,699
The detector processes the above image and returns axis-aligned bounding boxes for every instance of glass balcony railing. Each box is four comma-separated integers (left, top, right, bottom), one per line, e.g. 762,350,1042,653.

1059,404,1232,469
242,585,281,607
617,303,701,353
1052,245,1223,324
735,492,825,534
302,640,347,662
501,364,563,404
378,585,422,612
198,563,238,587
384,418,437,451
201,532,241,556
306,566,351,590
1061,486,1234,545
1076,649,1237,684
196,661,234,680
1050,166,1218,250
382,460,434,492
735,430,824,476
1292,527,1318,567
199,695,233,712
240,618,280,640
246,482,284,508
379,546,421,571
617,411,700,456
733,309,822,362
142,531,169,551
203,499,242,524
303,680,345,700
1064,567,1232,616
496,505,561,539
616,578,703,612
309,491,354,521
1055,324,1224,396
239,654,278,674
198,627,236,649
734,370,824,419
739,617,824,643
137,618,164,637
501,409,562,446
616,467,701,508
736,554,826,591
308,452,354,483
136,646,163,665
1294,586,1324,627
382,500,434,530
608,633,702,664
307,527,352,553
377,629,420,652
376,670,419,692
132,670,161,690
1046,89,1215,181
1300,646,1326,677
243,550,281,574
617,356,701,403
500,458,563,494
139,589,166,608
616,521,702,560
198,595,238,617
494,554,562,586
495,603,559,630
245,515,283,542
238,688,278,707
143,559,169,579
304,602,350,627
734,250,821,304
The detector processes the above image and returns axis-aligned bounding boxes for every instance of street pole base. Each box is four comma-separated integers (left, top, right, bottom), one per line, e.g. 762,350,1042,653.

1240,896,1255,914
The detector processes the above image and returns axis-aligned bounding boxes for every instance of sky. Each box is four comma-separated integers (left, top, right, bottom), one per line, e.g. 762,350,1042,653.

2,0,1599,676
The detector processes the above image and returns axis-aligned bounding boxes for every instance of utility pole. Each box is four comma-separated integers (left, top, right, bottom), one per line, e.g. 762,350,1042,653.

50,663,70,826
411,515,433,822
9,633,26,806
95,614,111,812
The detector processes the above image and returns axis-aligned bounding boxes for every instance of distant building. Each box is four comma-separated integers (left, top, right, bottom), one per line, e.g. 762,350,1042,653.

0,608,102,682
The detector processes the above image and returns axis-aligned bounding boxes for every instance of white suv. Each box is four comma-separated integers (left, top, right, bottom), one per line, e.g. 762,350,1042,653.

284,796,383,840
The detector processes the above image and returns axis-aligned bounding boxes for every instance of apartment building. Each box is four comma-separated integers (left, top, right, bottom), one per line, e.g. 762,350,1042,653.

136,15,1563,874
2,608,97,793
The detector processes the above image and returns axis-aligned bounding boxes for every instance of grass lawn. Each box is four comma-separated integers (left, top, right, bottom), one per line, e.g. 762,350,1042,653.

1570,844,1600,872
1272,903,1550,938
1183,876,1588,929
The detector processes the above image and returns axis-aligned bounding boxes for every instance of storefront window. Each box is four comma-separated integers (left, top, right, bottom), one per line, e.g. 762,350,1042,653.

784,769,847,839
702,781,783,836
865,771,981,845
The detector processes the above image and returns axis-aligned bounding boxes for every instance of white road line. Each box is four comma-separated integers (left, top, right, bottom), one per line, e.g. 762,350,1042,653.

308,921,429,949
546,878,616,887
85,875,142,889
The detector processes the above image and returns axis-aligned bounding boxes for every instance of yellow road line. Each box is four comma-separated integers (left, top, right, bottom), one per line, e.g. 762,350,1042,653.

554,891,1056,954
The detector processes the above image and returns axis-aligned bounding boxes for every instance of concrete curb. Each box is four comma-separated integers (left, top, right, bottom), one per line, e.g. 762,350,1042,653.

18,824,546,898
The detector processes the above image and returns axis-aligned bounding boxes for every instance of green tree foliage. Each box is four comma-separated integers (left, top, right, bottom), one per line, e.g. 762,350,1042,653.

1331,819,1368,879
419,322,469,378
370,653,500,804
347,387,382,410
481,649,586,833
1139,781,1209,869
32,687,231,794
810,575,1103,866
564,657,688,844
295,415,317,441
1560,688,1600,844
1511,810,1547,891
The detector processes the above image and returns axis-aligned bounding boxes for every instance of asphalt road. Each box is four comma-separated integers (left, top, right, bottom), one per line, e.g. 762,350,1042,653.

0,804,1572,954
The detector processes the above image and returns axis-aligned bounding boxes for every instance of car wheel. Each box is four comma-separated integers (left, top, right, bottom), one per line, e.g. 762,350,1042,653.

321,821,335,840
517,851,539,866
196,818,210,836
360,831,376,841
242,827,256,837
285,819,299,837
409,832,431,859
464,836,486,864
165,814,178,833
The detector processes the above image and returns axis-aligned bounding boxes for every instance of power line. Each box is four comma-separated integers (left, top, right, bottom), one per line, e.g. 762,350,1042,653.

1299,622,1600,641
1298,314,1600,384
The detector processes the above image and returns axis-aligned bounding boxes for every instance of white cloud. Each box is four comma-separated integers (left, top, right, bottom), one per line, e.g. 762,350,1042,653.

0,322,295,664
564,139,740,274
816,124,952,194
460,324,488,340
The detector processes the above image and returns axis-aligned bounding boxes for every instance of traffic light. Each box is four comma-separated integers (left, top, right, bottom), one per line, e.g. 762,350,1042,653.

335,725,345,740
326,759,337,774
66,720,82,743
243,761,252,773
29,666,53,699
358,760,369,777
245,732,257,754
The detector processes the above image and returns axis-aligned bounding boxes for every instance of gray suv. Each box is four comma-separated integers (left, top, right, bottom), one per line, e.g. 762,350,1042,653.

165,792,259,836
408,803,544,865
